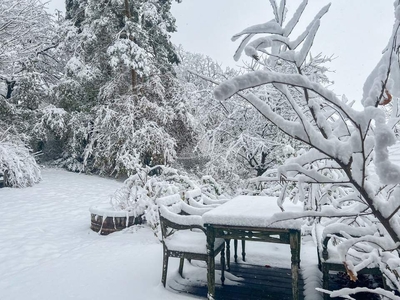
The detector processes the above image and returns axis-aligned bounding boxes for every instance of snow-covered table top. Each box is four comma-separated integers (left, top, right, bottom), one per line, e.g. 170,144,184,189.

202,195,304,230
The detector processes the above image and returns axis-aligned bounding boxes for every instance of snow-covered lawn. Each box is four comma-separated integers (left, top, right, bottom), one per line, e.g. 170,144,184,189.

0,168,322,299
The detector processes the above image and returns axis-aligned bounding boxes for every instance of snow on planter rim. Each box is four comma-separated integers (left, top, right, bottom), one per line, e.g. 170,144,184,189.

89,203,137,217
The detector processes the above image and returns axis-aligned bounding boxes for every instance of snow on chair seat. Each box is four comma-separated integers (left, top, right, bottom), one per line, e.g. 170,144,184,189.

158,194,226,288
164,229,225,254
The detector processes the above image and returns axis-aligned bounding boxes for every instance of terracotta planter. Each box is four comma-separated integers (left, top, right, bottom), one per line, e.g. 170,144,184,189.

89,204,142,235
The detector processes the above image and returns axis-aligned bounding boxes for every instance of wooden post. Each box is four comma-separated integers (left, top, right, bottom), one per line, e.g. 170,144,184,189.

289,230,301,300
206,225,216,300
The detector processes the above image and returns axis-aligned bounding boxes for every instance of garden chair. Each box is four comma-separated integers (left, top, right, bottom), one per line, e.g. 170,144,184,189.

185,188,228,206
185,189,246,269
157,194,226,287
314,222,385,300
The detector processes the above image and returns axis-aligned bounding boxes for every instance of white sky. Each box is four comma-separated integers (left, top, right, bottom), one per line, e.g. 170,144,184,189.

47,0,395,108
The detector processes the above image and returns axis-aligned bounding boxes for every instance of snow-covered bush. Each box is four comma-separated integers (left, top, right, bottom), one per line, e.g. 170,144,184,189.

0,129,41,188
109,165,226,237
215,0,400,297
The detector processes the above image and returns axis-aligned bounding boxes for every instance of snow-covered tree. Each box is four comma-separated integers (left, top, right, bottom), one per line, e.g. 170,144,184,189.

0,0,59,186
215,0,400,297
0,0,57,107
45,0,194,176
176,47,306,191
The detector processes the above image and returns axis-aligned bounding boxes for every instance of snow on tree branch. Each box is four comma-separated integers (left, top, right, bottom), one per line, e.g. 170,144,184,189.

215,0,400,296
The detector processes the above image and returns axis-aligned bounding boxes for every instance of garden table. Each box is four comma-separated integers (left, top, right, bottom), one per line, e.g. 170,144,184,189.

202,195,303,300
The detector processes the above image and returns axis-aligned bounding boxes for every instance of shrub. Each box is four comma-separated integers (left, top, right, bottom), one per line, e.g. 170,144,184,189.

0,128,41,187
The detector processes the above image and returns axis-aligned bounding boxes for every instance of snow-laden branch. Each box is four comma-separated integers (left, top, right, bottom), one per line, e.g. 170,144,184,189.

361,18,400,107
288,4,330,50
283,0,307,37
214,70,358,123
317,287,400,300
231,20,283,42
216,2,400,296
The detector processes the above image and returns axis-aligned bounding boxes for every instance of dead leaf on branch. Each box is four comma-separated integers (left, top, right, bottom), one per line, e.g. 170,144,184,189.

379,89,392,106
344,261,358,282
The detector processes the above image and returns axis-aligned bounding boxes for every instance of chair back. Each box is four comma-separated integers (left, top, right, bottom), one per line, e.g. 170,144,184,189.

185,188,229,207
157,194,211,240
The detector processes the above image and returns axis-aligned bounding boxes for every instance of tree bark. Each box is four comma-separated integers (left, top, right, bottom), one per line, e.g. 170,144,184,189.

6,80,15,99
123,0,137,92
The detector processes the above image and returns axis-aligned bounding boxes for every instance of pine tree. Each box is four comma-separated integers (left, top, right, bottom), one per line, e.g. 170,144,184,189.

48,0,193,175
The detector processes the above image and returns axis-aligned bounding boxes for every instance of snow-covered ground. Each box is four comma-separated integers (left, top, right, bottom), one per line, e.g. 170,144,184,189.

0,168,322,299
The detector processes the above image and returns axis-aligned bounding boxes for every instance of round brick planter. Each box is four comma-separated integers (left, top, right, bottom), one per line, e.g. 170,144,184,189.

89,205,142,235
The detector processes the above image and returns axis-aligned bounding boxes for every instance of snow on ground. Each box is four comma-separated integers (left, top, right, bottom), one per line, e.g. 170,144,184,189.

0,168,322,299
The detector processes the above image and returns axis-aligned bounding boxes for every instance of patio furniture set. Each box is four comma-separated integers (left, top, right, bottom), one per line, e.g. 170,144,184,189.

157,194,384,300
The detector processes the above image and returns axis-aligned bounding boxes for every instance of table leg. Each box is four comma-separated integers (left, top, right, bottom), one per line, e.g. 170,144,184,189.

289,230,301,300
225,239,231,271
206,226,216,300
234,239,238,263
220,246,225,285
241,239,246,262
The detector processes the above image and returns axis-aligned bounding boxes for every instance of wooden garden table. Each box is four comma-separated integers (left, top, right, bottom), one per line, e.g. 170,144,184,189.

202,196,303,300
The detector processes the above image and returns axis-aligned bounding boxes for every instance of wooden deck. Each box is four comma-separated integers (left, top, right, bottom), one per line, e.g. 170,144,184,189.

169,262,305,300
168,262,386,299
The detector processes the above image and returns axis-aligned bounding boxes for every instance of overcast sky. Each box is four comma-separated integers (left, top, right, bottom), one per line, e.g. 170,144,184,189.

47,0,395,108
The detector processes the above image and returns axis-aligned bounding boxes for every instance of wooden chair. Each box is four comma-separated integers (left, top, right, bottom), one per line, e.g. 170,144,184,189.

185,189,246,269
314,223,385,300
157,194,226,287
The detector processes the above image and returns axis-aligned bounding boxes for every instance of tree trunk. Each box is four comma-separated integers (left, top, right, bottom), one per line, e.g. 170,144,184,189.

346,172,400,244
6,80,15,99
123,0,137,92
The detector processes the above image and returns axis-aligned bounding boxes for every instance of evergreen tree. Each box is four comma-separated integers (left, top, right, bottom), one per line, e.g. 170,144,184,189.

47,0,193,176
